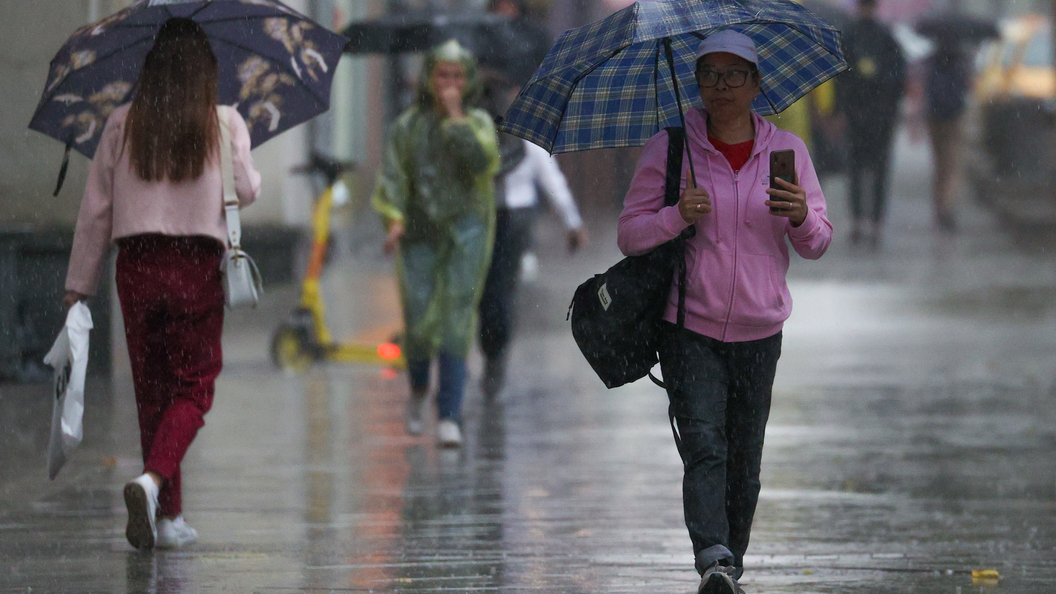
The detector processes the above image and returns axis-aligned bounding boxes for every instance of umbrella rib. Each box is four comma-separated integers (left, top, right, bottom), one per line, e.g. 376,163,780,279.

653,43,661,132
188,2,212,18
759,86,779,113
663,37,696,182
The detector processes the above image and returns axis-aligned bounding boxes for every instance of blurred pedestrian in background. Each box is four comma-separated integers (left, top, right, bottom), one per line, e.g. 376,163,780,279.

479,130,587,398
61,18,261,550
481,0,551,89
922,34,971,232
836,0,906,247
476,0,583,398
618,30,832,594
372,40,500,448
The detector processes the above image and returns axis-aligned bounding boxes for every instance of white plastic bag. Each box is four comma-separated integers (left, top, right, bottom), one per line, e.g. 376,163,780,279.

42,301,93,479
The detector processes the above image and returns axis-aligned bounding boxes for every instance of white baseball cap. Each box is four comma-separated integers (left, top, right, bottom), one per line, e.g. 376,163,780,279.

695,30,758,66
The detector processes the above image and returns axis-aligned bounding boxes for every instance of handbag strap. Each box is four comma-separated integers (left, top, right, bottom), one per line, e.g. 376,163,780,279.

217,106,241,249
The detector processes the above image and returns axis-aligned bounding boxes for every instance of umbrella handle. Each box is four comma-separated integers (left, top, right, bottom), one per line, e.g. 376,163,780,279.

53,143,72,197
663,38,697,189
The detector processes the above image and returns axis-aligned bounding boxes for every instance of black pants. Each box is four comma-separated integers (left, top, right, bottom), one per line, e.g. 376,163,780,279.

478,207,535,359
848,126,896,224
658,324,782,577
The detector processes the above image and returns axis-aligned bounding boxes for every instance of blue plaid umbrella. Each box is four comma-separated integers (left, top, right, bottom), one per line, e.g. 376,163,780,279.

29,0,348,161
498,0,846,154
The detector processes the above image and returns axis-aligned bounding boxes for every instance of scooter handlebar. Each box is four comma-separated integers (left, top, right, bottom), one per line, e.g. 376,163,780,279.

291,153,356,185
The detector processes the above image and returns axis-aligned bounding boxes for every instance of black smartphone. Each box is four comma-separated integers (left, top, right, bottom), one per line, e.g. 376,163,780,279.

769,149,795,213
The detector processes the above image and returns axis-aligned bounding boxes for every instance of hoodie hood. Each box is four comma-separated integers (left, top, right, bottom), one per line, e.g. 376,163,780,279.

416,39,484,109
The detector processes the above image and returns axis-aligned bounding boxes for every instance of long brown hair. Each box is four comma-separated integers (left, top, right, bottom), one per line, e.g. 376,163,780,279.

124,18,219,182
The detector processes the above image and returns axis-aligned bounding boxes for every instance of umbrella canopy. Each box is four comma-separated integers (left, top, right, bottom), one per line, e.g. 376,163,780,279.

343,12,510,56
343,12,551,90
499,0,846,154
916,14,999,44
797,0,849,29
29,0,348,159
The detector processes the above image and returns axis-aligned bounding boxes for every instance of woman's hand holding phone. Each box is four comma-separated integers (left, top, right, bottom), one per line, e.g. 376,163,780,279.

767,149,808,227
766,176,808,227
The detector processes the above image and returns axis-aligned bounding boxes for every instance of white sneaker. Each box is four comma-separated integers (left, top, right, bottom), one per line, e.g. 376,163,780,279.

123,474,159,550
406,393,426,436
437,419,463,447
519,251,540,283
156,515,198,549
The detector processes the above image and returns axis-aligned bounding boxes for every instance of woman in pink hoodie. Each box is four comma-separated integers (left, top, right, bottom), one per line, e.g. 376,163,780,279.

617,31,832,594
62,19,261,551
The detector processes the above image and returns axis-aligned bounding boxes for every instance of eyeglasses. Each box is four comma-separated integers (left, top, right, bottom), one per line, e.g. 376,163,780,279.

697,68,753,88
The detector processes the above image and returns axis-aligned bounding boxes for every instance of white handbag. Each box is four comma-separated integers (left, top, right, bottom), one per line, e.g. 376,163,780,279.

218,106,263,309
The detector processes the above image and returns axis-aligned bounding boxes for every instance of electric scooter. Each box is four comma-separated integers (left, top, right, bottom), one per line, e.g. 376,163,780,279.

269,153,404,372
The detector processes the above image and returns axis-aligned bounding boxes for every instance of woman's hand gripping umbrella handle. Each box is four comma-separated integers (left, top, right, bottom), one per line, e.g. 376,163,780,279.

676,137,709,224
661,37,707,225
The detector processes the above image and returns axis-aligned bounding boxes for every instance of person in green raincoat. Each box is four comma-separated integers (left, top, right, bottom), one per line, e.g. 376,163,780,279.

372,40,500,448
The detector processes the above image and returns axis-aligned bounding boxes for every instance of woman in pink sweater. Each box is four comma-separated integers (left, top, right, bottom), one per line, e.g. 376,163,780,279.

62,18,261,551
617,31,832,594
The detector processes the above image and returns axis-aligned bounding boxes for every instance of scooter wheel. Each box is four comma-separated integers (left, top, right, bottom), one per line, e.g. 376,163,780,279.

270,324,313,373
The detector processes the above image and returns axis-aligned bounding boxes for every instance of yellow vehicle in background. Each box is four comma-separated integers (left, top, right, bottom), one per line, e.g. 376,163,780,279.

972,14,1055,187
975,15,1054,105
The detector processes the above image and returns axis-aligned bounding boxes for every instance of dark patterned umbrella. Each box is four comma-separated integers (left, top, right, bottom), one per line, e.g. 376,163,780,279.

343,12,510,57
29,0,348,162
916,15,999,44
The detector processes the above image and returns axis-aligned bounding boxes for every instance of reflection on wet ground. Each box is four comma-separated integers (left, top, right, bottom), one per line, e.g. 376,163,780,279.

3,128,1056,592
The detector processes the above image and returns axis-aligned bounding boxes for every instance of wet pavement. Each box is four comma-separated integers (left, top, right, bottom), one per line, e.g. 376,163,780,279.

3,128,1056,593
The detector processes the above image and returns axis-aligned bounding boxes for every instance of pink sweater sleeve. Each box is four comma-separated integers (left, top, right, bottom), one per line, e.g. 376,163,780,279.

617,130,691,256
65,115,119,296
785,141,832,260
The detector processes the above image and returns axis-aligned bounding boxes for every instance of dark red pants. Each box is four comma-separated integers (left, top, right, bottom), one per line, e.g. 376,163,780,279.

116,235,225,518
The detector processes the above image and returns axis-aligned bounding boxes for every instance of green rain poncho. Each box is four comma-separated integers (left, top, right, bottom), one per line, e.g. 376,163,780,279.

372,40,501,361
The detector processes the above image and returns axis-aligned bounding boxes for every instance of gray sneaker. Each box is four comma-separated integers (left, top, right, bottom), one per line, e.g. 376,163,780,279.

698,563,743,594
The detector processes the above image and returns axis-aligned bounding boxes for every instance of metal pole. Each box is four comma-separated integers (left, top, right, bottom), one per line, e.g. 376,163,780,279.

387,0,408,122
1051,0,1056,196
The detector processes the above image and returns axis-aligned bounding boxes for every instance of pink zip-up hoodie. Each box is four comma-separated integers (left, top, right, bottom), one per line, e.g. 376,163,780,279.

618,108,832,343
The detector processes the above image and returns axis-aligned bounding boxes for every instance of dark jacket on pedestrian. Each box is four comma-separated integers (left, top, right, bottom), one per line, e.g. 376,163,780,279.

923,45,970,123
836,16,906,150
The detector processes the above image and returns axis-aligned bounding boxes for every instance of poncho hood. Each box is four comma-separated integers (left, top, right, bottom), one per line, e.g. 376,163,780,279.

416,39,484,109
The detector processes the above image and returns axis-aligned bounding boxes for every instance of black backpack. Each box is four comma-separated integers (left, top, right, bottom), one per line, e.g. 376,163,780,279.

568,127,691,389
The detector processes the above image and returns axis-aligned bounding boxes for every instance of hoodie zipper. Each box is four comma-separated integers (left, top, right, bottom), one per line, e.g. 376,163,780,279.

697,118,768,341
721,166,740,341
705,158,720,245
